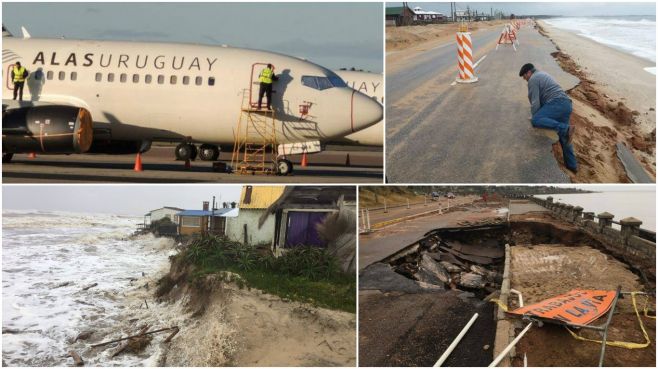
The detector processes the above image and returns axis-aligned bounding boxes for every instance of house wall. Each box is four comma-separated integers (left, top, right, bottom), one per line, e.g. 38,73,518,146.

151,208,180,222
226,209,276,246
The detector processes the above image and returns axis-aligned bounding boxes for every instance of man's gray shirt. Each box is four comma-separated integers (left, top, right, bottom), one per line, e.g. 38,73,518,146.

527,71,570,115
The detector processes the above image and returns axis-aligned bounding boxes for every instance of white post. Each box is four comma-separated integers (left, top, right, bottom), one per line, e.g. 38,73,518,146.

407,199,410,209
434,313,479,367
488,322,533,367
366,209,371,230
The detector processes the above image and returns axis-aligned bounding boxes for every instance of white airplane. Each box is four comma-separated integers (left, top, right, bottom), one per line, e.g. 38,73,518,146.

336,70,383,146
1,26,383,174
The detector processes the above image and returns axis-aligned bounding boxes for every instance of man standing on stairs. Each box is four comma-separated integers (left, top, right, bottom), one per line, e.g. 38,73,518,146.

11,61,29,101
257,63,278,110
520,63,578,173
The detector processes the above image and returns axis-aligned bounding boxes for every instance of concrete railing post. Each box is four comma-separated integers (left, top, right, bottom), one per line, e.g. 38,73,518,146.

597,212,614,232
620,217,642,244
573,206,584,223
546,196,553,208
583,212,595,221
564,205,574,222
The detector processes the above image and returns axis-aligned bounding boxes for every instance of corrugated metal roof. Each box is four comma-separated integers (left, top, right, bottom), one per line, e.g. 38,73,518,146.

176,208,235,217
239,186,285,209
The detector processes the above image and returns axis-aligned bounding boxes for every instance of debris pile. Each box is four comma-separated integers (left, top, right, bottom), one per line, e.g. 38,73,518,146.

390,231,505,296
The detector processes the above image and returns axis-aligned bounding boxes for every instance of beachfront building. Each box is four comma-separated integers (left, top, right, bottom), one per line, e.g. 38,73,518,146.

386,5,445,26
225,185,285,246
411,7,445,23
143,206,183,226
259,186,356,256
386,5,414,27
176,202,238,236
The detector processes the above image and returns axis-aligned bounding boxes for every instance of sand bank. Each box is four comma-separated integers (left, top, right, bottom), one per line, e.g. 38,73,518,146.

386,20,507,72
538,21,656,182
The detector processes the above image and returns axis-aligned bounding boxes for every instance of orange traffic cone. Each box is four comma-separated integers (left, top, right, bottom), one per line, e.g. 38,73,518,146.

345,153,351,167
301,151,308,167
184,159,191,169
28,152,37,159
133,153,143,172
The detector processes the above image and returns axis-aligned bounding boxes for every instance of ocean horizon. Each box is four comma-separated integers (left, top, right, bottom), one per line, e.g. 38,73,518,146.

535,190,656,232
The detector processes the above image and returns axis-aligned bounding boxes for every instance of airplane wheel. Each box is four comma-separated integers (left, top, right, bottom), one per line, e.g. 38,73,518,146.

199,144,220,161
190,144,198,161
175,143,194,161
277,159,293,176
2,153,13,163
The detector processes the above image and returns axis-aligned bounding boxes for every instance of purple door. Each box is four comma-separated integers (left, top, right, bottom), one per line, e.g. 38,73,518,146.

285,211,328,248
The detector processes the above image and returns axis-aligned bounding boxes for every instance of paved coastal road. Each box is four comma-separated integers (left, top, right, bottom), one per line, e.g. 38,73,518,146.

3,147,382,183
386,25,578,183
364,196,476,225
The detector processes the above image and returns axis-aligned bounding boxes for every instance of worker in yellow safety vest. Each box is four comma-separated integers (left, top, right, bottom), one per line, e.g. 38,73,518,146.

11,61,29,101
257,64,278,110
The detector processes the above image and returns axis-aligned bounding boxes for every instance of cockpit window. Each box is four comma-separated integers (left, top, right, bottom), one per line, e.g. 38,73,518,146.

301,75,347,90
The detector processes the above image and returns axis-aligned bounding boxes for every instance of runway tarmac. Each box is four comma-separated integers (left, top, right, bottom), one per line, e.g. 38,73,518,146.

2,146,383,183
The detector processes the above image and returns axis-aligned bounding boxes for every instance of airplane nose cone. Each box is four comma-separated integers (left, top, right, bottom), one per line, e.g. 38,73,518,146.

350,91,383,132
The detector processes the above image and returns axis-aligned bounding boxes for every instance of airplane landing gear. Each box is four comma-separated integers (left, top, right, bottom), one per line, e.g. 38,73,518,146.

2,153,13,163
199,144,220,161
175,143,198,161
276,158,293,176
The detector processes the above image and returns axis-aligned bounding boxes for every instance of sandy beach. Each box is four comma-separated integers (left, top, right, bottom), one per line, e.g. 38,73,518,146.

538,20,656,182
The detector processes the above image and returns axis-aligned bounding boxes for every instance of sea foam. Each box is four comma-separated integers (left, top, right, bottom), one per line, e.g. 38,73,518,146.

544,16,656,63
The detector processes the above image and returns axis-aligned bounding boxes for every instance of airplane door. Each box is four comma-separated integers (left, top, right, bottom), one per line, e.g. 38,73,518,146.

249,63,274,109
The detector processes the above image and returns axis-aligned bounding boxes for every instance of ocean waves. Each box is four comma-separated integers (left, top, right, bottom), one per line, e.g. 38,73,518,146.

544,16,656,63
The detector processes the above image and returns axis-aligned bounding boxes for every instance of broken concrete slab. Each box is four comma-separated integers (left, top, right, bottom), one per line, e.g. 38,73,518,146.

440,246,495,265
360,263,427,293
459,272,485,289
616,142,653,183
445,240,505,259
420,254,451,283
440,261,463,273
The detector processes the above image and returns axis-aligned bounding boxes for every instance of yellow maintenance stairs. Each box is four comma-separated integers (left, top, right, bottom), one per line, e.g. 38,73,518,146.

230,63,293,175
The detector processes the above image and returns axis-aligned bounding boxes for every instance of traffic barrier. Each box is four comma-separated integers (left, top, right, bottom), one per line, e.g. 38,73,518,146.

496,24,519,51
133,153,143,172
456,24,478,84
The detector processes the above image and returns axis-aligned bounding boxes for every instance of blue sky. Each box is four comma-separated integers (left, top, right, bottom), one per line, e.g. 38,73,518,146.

2,2,383,72
389,2,656,17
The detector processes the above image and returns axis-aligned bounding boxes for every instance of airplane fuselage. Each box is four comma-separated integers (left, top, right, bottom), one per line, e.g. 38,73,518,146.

2,37,382,148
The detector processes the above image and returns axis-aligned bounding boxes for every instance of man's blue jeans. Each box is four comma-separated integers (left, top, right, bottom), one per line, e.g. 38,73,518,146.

531,97,578,171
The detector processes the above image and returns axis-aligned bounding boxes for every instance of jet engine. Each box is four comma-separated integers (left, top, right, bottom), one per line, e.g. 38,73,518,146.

2,105,93,154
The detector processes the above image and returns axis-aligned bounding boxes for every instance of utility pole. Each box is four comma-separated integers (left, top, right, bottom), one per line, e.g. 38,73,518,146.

450,2,453,23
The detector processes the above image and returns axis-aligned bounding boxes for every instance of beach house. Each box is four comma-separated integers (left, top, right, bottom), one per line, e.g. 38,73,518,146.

144,206,184,226
258,186,356,256
225,185,285,246
177,202,238,236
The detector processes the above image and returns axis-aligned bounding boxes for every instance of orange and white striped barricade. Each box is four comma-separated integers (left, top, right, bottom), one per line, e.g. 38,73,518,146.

456,29,478,83
496,24,519,51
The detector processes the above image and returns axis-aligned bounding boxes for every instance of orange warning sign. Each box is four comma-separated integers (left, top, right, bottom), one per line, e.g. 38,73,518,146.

508,290,617,325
